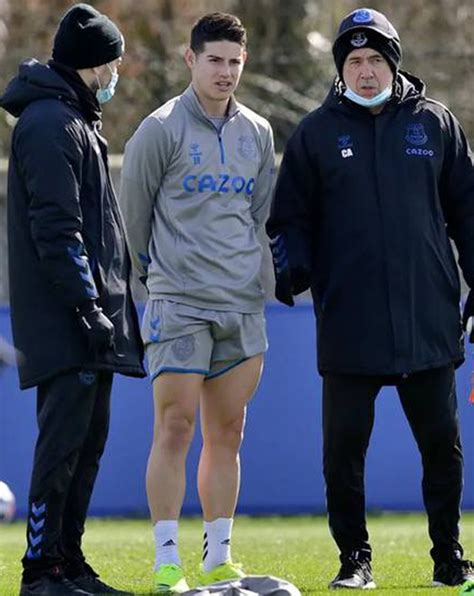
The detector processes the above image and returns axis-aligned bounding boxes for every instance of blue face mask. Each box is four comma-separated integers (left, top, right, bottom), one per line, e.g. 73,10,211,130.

95,64,119,104
344,85,392,108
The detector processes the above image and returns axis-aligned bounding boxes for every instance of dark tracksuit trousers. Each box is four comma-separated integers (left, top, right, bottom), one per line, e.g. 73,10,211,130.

322,365,464,564
22,369,113,582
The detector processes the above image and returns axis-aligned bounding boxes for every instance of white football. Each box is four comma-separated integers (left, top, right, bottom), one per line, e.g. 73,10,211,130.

0,481,16,522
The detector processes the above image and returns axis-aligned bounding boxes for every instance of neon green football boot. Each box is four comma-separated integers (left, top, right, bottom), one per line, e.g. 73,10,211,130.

198,560,246,585
153,564,190,594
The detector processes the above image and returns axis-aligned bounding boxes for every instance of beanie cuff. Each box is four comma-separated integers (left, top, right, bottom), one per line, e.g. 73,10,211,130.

53,39,123,70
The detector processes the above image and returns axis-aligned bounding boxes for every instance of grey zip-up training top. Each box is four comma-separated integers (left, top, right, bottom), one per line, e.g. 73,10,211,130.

120,85,276,313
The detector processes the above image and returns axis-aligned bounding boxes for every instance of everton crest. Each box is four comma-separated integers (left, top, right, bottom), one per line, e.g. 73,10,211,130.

238,135,258,160
172,335,196,362
351,32,368,47
405,123,428,146
352,9,373,24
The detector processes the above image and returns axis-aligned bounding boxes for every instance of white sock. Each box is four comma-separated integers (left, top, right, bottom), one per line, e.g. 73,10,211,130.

154,520,181,569
203,518,233,572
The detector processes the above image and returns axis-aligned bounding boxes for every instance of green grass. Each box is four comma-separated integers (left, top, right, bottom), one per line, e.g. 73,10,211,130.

0,514,473,595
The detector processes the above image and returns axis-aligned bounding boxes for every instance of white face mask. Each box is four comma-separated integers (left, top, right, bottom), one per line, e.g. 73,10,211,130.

95,64,119,104
343,85,392,108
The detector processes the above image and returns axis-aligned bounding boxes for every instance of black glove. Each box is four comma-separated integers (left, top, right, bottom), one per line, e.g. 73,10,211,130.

270,234,312,307
270,234,294,306
463,290,474,342
77,301,115,353
275,265,295,307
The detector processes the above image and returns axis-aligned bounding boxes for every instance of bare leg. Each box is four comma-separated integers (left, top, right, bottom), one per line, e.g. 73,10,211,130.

146,372,204,523
198,355,263,521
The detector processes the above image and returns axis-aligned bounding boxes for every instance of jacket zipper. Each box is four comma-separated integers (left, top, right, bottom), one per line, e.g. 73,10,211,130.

217,134,225,165
373,115,397,367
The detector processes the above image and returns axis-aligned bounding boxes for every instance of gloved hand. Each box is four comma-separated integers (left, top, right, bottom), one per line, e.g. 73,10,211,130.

275,265,295,307
270,234,294,306
77,301,115,353
270,234,311,307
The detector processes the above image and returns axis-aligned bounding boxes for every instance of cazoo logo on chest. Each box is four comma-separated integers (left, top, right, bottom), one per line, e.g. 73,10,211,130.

405,123,435,157
182,174,255,195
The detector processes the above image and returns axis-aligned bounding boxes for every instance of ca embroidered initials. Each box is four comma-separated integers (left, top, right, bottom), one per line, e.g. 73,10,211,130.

337,135,354,159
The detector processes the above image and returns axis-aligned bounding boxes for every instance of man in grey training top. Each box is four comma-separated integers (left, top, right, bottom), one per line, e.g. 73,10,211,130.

120,12,275,594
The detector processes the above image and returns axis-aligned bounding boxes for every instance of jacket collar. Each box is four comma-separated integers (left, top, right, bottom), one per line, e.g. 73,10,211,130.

48,60,102,125
182,84,239,126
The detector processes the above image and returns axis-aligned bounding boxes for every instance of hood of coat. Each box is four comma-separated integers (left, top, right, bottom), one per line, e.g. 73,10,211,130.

0,58,81,118
323,69,426,115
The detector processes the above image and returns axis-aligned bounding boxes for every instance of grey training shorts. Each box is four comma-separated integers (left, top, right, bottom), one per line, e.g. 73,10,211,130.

141,299,268,381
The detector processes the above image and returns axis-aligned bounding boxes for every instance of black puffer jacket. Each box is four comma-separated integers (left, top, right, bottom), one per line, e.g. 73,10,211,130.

1,59,145,388
267,72,474,375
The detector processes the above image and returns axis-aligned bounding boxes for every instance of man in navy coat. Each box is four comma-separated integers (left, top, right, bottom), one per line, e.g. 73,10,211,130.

267,7,474,590
1,4,145,595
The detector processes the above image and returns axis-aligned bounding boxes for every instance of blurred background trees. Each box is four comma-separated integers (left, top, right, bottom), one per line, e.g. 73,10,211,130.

0,0,472,153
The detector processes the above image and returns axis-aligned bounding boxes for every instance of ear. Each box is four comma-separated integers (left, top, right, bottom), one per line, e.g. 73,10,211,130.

242,49,248,65
184,47,196,69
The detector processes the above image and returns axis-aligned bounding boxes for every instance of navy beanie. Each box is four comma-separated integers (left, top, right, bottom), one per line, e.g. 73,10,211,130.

333,8,401,78
52,3,124,69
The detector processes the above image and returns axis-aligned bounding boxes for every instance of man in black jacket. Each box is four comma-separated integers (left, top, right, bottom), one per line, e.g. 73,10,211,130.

0,4,145,595
267,7,474,591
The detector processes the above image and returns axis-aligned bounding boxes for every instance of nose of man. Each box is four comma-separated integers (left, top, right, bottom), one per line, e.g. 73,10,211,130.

219,62,232,78
359,62,375,80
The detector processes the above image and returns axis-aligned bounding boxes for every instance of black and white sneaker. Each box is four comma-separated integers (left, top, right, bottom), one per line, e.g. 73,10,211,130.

433,554,474,587
329,551,376,590
19,575,92,595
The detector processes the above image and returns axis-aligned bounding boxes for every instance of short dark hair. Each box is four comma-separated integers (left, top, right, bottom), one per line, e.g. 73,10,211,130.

190,12,247,54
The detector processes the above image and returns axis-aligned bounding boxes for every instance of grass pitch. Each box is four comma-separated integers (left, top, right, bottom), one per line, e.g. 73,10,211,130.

0,513,473,594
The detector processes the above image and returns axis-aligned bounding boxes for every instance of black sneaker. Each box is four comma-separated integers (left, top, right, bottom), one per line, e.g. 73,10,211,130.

66,563,132,595
433,556,474,587
72,575,132,595
329,551,376,590
20,575,93,595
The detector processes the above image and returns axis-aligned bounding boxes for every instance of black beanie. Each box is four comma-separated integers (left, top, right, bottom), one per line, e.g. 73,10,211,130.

52,3,124,69
332,8,401,78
